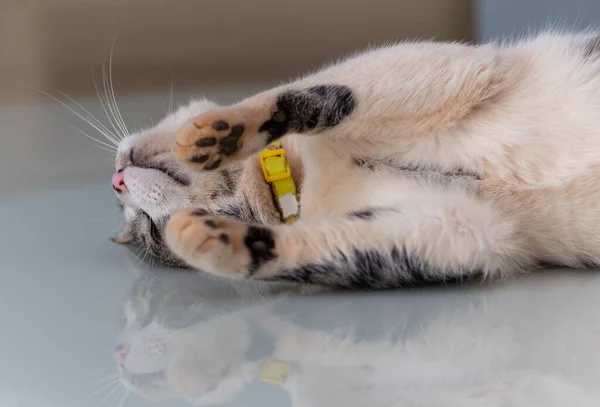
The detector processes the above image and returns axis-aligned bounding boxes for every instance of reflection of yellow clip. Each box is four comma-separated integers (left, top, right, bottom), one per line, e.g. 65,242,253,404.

259,360,290,386
259,141,298,224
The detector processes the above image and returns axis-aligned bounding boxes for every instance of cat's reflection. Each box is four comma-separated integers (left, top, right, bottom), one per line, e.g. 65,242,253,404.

114,271,600,407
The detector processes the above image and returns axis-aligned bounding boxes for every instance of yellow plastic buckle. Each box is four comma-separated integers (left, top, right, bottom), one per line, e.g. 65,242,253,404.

259,360,290,386
259,143,292,183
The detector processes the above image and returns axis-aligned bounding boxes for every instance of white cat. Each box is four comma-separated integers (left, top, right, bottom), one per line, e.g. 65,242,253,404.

114,32,600,288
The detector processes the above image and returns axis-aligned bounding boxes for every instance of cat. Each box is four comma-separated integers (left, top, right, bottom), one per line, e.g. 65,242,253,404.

113,31,600,288
114,268,600,406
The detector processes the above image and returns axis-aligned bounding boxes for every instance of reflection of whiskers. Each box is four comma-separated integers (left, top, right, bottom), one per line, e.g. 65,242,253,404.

86,372,129,407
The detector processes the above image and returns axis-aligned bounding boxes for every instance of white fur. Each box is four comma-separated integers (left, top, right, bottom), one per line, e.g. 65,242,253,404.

118,32,600,284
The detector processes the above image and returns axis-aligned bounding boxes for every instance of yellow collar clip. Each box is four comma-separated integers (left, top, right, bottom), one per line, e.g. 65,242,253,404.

259,141,298,224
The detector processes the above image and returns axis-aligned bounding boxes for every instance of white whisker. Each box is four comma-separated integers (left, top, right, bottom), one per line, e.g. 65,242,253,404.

130,247,150,268
93,74,123,142
139,247,150,266
116,388,130,407
107,37,130,139
168,79,174,114
98,59,127,142
30,86,120,147
87,377,120,399
50,87,120,145
94,373,119,385
67,124,118,153
95,382,123,407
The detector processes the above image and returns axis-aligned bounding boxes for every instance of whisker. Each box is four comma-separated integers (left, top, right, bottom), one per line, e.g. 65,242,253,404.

87,377,120,399
94,373,119,385
116,388,130,407
130,247,150,268
30,86,120,147
168,79,174,114
67,124,118,153
50,87,120,145
95,382,123,407
93,73,123,142
107,37,130,139
100,63,127,141
139,248,150,266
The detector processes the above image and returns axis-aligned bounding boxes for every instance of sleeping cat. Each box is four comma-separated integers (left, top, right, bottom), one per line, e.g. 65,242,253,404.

113,32,600,288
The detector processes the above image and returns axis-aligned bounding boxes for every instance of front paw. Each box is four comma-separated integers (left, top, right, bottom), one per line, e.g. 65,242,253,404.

171,104,271,172
165,209,278,278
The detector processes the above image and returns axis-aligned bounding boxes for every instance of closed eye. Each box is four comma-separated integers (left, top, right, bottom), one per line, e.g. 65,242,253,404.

138,163,190,186
129,147,190,186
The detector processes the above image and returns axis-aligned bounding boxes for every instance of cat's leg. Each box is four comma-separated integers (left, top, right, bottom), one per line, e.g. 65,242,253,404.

172,43,509,171
171,84,356,171
164,198,531,288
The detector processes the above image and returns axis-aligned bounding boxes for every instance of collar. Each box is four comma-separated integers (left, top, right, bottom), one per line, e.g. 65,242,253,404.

259,141,299,224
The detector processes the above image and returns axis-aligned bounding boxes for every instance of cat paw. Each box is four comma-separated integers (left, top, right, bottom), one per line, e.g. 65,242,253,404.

165,209,278,278
171,104,272,171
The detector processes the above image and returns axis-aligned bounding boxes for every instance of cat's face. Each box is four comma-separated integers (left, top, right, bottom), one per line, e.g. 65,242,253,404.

112,99,280,267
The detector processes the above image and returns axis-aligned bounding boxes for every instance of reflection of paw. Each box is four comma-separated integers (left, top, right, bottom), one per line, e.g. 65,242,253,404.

171,104,271,171
165,209,278,278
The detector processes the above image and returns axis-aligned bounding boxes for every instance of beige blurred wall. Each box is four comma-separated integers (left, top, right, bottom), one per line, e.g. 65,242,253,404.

0,0,473,102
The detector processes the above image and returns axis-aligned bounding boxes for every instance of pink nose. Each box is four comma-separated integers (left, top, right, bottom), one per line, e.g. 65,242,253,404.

112,171,127,193
113,346,127,366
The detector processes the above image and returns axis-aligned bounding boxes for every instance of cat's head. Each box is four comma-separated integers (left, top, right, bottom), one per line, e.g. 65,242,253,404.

111,99,282,267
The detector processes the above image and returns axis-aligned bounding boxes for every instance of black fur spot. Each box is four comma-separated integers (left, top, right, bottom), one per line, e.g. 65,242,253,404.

347,207,399,220
212,120,230,131
216,202,260,224
204,220,218,229
195,137,217,147
397,162,482,180
353,156,483,181
584,36,600,59
192,209,209,217
258,84,356,143
219,233,230,244
347,209,376,220
244,226,277,275
352,157,375,171
204,158,222,170
190,154,209,163
218,124,244,156
209,168,240,200
260,247,466,289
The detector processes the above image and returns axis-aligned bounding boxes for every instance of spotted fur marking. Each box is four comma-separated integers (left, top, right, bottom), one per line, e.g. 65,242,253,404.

258,85,356,143
244,226,277,275
347,207,399,220
260,247,462,289
584,36,600,59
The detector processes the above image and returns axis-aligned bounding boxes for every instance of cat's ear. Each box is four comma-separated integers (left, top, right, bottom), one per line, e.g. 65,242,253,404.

111,223,133,244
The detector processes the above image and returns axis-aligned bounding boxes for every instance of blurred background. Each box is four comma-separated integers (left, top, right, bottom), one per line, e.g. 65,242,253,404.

1,0,600,193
